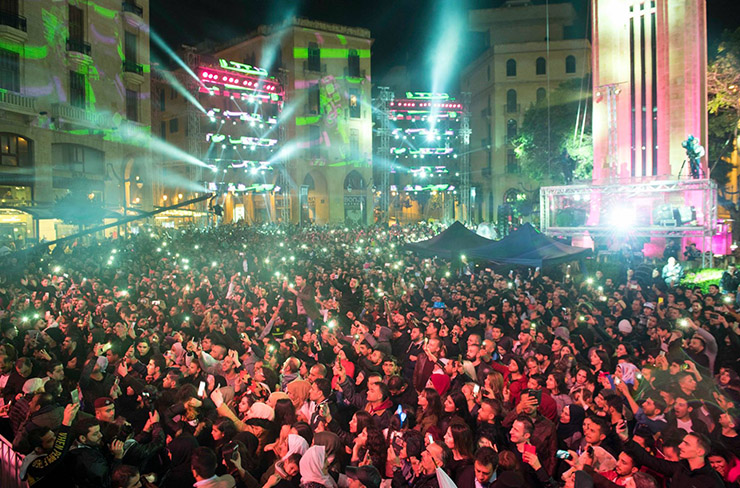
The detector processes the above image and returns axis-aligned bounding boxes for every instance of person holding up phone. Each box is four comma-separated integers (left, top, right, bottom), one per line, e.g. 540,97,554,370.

503,392,558,476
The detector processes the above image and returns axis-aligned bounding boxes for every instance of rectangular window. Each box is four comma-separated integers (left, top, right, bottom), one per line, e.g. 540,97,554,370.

309,125,320,159
0,48,19,92
126,89,138,121
169,118,179,133
350,129,360,160
308,83,320,114
349,89,361,119
124,31,137,63
307,42,321,72
0,134,18,166
506,151,519,173
69,71,86,109
170,88,176,100
159,88,165,111
160,121,166,139
348,49,360,77
68,5,84,41
63,144,85,172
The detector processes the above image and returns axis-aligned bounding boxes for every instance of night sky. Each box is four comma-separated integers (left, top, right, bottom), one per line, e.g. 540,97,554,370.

151,0,740,86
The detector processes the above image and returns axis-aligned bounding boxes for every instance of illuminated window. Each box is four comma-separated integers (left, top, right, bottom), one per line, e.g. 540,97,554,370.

349,89,361,118
0,48,19,92
566,55,576,74
536,57,546,75
348,49,360,77
506,89,517,113
349,129,360,160
69,71,86,109
0,133,30,167
309,125,320,159
308,83,320,114
506,59,516,77
169,118,178,133
308,42,321,72
536,88,546,103
126,89,138,122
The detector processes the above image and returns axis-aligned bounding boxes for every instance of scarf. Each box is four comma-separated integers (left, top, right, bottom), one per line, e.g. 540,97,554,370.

557,404,585,440
299,445,337,488
367,398,392,415
282,434,309,461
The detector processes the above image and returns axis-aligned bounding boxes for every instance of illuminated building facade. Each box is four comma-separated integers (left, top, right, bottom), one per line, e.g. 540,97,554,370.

0,0,152,244
377,92,470,223
154,18,373,225
461,1,590,225
591,0,708,181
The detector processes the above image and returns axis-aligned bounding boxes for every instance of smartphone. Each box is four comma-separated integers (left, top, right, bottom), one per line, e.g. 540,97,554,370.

524,444,536,455
473,384,481,396
70,388,80,404
556,449,571,460
427,434,434,445
529,389,542,403
197,381,206,398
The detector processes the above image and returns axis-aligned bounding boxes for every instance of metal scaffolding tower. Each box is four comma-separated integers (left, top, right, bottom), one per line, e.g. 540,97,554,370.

459,92,472,225
277,68,291,224
377,87,393,222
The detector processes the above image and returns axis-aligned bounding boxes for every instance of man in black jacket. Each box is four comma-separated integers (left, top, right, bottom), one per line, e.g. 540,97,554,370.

66,417,124,488
618,421,724,488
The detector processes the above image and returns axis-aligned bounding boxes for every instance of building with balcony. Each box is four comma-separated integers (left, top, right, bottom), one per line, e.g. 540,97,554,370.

460,0,590,226
152,17,373,225
0,0,151,246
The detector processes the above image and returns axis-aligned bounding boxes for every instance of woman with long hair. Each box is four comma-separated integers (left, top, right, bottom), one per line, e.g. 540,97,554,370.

590,348,611,376
415,387,442,439
443,422,475,485
545,372,572,416
351,426,387,476
440,390,473,433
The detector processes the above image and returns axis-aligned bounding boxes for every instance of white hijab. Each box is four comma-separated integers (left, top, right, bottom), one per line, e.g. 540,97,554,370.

283,433,309,461
299,445,337,488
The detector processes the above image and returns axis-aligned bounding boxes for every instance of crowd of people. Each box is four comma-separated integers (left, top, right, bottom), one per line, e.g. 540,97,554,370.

0,223,739,488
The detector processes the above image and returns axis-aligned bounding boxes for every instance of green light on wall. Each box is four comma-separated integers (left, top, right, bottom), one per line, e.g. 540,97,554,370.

293,48,370,59
296,116,321,126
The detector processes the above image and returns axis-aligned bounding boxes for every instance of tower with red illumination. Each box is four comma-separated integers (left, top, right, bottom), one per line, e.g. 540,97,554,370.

591,0,708,181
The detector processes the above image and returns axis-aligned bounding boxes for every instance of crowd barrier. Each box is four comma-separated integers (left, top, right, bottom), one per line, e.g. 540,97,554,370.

0,434,27,488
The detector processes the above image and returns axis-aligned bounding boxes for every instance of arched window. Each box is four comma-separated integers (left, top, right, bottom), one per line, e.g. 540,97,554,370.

536,57,547,75
506,89,517,113
506,59,516,77
302,173,315,190
0,133,32,167
344,170,367,191
507,119,517,141
565,55,576,74
536,88,547,103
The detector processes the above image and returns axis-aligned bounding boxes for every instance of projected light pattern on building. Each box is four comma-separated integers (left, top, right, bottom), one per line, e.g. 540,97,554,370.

199,58,283,173
387,92,464,168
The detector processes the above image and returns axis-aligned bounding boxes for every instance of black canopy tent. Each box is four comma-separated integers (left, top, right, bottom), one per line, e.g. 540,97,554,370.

405,221,495,259
467,223,591,267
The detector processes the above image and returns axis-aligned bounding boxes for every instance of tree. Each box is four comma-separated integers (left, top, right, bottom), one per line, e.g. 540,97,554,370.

513,77,593,183
708,28,740,242
707,27,740,187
